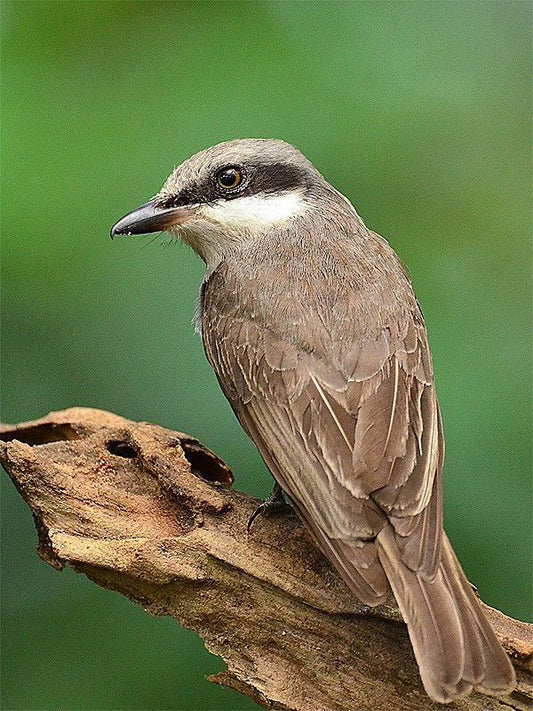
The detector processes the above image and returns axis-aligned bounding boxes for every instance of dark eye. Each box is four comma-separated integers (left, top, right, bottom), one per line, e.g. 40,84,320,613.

216,167,243,190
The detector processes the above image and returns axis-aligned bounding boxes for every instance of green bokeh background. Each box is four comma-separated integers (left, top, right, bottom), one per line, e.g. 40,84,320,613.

1,2,531,710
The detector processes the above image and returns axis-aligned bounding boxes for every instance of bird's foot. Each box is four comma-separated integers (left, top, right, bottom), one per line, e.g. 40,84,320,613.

247,482,293,531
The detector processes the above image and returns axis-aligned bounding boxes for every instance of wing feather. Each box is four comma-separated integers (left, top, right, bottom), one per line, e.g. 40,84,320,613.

202,268,444,599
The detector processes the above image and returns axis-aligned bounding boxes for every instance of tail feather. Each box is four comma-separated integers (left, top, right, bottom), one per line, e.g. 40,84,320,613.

441,535,516,697
376,525,515,703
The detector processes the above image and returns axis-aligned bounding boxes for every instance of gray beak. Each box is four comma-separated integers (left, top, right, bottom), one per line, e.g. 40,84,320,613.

110,199,195,239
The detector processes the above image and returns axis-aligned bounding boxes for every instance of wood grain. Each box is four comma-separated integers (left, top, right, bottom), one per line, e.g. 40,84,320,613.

1,408,531,711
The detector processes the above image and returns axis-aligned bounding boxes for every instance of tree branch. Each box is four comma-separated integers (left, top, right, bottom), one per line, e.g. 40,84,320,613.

1,408,531,711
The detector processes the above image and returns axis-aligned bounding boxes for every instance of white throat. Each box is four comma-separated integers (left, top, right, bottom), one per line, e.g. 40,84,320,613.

202,190,307,227
176,190,308,270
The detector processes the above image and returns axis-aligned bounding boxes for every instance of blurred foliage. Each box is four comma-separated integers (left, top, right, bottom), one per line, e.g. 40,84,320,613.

1,2,531,710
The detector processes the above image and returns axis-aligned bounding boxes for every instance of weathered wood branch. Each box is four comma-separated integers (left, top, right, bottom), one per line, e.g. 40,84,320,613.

1,408,531,711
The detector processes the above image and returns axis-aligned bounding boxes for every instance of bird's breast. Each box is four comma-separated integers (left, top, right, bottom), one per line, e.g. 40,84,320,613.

200,232,418,376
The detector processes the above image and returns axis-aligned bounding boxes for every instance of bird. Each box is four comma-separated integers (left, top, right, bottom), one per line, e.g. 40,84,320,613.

110,138,515,703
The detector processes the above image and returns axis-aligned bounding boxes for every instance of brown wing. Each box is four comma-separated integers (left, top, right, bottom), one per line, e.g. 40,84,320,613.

198,229,514,703
202,285,444,606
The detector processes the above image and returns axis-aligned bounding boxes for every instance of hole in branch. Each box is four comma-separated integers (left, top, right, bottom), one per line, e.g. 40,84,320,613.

106,440,137,458
0,423,81,445
180,440,233,485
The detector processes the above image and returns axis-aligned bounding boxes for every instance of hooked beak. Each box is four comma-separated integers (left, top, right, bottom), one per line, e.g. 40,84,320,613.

110,199,196,239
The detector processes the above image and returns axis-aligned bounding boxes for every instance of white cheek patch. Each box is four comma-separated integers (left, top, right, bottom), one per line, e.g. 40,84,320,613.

200,191,307,229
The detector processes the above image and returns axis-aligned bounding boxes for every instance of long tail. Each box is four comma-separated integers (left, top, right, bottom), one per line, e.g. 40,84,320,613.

376,525,516,703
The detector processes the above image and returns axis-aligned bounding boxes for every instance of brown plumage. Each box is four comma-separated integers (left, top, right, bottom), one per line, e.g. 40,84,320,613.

111,138,515,703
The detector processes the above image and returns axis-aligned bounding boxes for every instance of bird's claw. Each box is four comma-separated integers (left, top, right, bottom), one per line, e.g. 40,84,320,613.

247,482,293,531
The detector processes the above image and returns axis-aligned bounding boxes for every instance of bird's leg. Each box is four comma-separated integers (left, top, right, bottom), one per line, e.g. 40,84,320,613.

247,482,294,531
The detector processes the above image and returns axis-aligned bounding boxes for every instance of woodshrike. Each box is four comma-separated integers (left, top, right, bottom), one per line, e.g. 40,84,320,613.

111,139,515,703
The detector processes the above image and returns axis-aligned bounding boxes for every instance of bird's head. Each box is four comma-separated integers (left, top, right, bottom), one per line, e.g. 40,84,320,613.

110,138,328,268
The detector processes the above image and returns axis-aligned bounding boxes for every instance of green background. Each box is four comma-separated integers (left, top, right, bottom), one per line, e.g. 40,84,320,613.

1,2,531,710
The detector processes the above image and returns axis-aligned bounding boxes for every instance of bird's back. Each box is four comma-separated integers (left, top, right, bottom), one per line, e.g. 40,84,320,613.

201,207,425,371
200,213,514,703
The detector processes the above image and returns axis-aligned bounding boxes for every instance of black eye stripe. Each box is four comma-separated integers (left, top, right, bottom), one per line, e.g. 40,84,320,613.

249,162,307,194
163,161,308,207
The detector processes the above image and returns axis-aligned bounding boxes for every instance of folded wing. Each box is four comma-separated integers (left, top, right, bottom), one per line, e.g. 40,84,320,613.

203,291,442,605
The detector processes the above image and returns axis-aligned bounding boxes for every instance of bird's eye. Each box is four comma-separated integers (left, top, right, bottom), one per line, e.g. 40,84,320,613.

216,167,243,190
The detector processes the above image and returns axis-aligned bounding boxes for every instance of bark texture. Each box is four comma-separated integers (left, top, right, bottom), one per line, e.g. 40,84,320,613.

1,408,531,711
